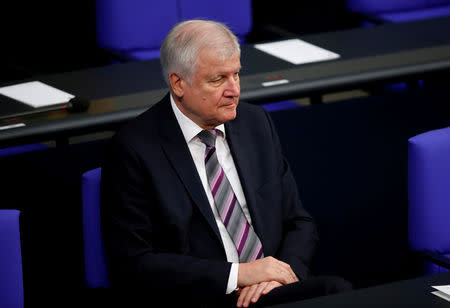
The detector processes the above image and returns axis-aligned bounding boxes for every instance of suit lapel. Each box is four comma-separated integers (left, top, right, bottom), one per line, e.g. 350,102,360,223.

156,97,223,243
225,113,267,251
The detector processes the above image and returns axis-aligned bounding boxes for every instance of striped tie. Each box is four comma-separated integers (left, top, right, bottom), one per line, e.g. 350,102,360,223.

198,129,263,262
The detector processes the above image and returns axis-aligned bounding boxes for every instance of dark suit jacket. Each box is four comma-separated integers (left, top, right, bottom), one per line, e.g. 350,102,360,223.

101,93,318,302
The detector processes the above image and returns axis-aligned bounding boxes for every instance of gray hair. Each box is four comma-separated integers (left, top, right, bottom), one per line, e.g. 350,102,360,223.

160,19,240,86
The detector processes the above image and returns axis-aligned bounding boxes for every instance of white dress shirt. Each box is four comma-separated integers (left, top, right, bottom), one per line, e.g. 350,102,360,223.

170,95,253,294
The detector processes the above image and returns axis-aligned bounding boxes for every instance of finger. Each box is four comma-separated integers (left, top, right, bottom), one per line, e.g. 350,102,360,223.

251,282,269,304
237,287,250,307
243,284,259,307
262,281,282,295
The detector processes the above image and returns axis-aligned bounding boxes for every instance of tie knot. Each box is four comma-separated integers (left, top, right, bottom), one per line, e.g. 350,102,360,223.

198,129,217,148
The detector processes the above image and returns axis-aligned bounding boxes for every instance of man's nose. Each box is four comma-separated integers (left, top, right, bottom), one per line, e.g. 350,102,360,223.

224,77,240,97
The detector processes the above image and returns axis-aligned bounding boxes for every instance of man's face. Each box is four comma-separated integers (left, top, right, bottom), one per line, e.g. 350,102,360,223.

172,48,241,129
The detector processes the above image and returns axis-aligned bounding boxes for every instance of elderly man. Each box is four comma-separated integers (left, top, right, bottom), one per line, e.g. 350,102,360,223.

101,19,351,307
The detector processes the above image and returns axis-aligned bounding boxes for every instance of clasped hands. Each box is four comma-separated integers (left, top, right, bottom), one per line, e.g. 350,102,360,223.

236,256,298,307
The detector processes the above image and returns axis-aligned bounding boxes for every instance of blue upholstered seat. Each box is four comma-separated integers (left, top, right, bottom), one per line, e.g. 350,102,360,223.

178,0,252,44
96,0,252,61
81,167,109,288
408,126,450,274
0,210,24,308
96,0,178,61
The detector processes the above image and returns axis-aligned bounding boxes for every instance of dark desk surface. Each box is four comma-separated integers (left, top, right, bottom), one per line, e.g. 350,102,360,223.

1,16,450,147
268,271,450,308
39,16,450,102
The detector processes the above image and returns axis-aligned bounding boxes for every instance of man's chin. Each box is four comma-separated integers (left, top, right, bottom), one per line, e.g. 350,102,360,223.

223,109,237,122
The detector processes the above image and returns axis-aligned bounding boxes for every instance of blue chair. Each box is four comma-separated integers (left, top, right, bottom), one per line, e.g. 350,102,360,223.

82,167,109,288
0,210,24,308
95,0,253,61
95,0,178,61
346,0,450,25
408,126,450,274
178,0,252,44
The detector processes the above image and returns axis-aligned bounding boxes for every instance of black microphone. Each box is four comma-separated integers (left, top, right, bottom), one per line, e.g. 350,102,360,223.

66,96,90,112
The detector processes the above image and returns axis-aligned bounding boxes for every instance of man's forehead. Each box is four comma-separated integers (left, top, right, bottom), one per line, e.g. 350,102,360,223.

203,63,241,79
199,46,239,60
200,52,240,68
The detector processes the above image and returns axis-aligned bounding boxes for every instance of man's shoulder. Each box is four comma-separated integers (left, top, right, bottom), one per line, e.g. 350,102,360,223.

111,95,171,146
233,101,272,130
235,101,268,121
237,101,265,113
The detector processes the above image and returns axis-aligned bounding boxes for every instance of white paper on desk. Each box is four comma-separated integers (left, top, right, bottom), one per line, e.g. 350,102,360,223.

254,39,340,65
0,81,74,108
431,285,450,302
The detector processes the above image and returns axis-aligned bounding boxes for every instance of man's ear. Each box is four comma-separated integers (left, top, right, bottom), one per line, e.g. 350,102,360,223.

169,73,184,98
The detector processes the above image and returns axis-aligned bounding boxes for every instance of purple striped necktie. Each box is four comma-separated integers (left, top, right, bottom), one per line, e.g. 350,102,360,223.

198,129,263,262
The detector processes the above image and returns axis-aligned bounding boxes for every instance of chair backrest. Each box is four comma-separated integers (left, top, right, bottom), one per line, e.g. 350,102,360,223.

96,0,253,60
178,0,252,43
96,0,178,57
0,210,24,308
408,126,450,274
82,167,109,288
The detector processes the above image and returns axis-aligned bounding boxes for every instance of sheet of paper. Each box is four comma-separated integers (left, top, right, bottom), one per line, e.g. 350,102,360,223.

431,285,450,302
432,291,450,302
254,38,340,65
0,81,74,108
432,285,450,295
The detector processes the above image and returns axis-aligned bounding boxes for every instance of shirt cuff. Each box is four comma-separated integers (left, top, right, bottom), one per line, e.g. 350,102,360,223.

226,263,239,294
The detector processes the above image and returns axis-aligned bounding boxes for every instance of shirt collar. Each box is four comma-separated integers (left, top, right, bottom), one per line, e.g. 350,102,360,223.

170,94,226,143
